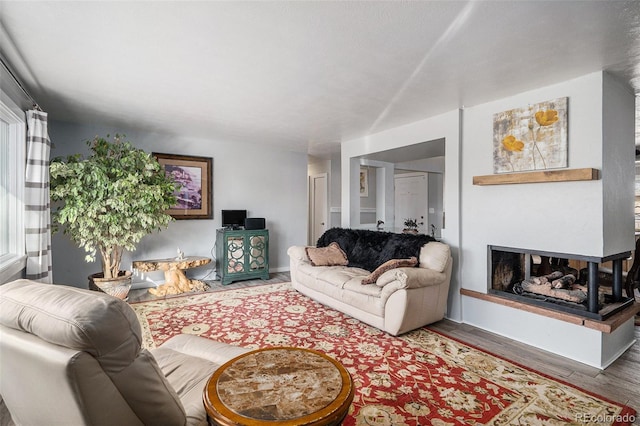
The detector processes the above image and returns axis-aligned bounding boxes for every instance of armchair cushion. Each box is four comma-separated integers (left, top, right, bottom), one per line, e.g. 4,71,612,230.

0,279,141,373
152,334,251,425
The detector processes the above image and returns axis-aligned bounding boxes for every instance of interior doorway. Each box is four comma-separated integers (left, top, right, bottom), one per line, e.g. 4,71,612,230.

394,172,428,233
310,173,328,244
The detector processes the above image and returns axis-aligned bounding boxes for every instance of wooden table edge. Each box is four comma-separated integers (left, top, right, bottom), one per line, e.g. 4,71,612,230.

203,347,354,426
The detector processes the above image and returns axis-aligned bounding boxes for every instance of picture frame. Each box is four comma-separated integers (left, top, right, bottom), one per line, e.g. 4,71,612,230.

360,167,368,197
493,97,568,174
153,152,213,220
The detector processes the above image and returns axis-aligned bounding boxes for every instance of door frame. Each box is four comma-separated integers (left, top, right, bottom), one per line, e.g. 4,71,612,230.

309,173,328,245
394,172,429,233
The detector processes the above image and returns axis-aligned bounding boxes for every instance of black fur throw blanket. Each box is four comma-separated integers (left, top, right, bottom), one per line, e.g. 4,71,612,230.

316,227,436,272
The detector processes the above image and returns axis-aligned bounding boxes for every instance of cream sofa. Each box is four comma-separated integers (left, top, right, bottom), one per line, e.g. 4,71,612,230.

288,228,452,335
0,279,249,426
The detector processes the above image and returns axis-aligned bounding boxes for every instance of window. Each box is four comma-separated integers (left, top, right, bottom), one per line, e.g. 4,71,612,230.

0,92,26,282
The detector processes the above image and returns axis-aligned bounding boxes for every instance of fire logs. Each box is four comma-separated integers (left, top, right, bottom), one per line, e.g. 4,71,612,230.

530,271,563,285
515,272,587,304
551,274,575,289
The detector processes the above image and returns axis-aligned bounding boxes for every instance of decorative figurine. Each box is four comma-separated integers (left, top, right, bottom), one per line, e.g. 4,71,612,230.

176,247,185,260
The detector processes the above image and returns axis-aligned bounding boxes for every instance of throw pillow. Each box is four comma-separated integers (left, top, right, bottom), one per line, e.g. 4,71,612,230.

305,242,349,267
361,256,418,285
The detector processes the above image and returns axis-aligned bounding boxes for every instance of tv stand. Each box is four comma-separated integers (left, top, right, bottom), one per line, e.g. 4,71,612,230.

216,229,269,285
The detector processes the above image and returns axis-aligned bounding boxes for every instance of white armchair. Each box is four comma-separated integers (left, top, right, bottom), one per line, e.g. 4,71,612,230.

0,279,248,426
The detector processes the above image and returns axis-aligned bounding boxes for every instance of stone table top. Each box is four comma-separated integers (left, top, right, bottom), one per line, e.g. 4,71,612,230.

203,347,354,426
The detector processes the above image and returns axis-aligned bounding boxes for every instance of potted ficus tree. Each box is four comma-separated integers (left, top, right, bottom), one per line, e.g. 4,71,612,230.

50,134,177,298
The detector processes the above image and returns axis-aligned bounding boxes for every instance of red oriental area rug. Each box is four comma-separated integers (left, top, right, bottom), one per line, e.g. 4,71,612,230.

132,283,636,426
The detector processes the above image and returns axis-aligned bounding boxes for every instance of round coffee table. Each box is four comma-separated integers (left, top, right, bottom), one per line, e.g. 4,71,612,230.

203,347,354,426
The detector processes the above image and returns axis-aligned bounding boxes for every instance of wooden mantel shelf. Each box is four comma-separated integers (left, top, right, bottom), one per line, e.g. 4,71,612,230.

473,168,599,186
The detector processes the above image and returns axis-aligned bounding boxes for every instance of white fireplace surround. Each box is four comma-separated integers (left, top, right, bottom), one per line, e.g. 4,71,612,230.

458,72,636,369
341,71,636,369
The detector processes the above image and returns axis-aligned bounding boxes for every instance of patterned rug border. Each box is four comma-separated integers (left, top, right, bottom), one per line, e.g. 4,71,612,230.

423,327,637,422
128,279,286,304
132,281,637,424
129,281,291,307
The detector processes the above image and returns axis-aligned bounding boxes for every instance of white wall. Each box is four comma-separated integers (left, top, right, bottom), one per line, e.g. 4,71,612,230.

602,74,636,255
341,109,462,321
339,71,634,366
49,120,308,288
459,71,636,367
461,71,634,295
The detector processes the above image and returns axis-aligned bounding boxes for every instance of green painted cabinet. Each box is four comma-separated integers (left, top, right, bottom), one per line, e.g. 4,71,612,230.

216,229,269,285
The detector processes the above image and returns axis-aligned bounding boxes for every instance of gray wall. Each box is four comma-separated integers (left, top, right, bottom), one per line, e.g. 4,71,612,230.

49,120,308,288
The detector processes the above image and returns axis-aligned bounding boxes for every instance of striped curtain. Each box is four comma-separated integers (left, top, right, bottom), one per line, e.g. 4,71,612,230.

25,110,52,282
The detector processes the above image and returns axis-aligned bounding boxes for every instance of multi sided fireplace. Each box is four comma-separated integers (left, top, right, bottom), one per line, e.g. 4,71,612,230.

489,245,635,320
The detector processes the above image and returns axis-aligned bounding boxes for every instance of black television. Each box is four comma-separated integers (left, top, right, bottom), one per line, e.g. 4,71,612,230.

222,210,247,229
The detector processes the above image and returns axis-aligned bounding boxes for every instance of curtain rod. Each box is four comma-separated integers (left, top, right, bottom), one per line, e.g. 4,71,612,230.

0,55,42,111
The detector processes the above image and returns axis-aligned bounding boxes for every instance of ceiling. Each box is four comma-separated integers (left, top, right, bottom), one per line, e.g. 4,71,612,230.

360,139,445,165
1,1,639,157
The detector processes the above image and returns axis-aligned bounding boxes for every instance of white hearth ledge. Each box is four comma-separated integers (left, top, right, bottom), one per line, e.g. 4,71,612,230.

461,294,637,369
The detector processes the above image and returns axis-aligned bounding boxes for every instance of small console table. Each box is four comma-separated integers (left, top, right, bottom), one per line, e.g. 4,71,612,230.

216,229,269,285
132,256,210,296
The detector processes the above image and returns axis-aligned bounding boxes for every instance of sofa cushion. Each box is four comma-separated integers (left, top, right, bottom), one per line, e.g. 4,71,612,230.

315,266,369,287
305,242,349,266
361,257,418,285
419,242,451,272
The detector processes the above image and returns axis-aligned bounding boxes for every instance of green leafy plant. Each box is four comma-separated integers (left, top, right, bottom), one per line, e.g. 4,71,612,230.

50,134,177,279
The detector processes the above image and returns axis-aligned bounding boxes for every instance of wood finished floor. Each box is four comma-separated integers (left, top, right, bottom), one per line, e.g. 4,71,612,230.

130,274,639,422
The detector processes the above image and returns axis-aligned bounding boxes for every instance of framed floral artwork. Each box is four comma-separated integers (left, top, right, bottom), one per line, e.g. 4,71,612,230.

360,168,368,197
153,152,213,219
493,97,568,174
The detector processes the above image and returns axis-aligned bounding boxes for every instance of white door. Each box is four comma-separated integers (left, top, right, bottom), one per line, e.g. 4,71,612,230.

310,173,328,244
394,173,428,234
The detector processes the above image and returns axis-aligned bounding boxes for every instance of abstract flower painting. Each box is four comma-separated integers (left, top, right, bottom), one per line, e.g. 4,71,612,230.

493,97,568,173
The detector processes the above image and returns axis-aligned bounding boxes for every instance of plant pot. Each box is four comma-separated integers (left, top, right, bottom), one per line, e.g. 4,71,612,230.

88,271,132,300
402,229,419,235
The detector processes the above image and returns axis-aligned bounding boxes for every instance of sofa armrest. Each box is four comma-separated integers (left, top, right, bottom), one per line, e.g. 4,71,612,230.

287,245,310,262
159,334,250,365
376,267,446,289
419,242,451,272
